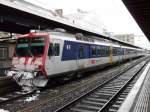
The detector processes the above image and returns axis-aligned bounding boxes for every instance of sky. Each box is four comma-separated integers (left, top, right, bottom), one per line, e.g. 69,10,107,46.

25,0,150,49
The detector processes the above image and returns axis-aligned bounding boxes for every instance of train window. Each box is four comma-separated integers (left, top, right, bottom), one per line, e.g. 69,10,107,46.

97,46,101,56
118,48,120,55
0,47,8,59
113,48,116,56
105,47,108,56
119,48,121,55
108,47,110,55
100,47,103,56
30,40,45,56
116,48,118,55
113,48,115,55
120,49,122,55
48,43,54,56
91,46,96,56
48,43,60,56
103,47,106,56
79,46,84,58
54,43,60,56
106,47,109,56
105,47,107,56
120,48,122,55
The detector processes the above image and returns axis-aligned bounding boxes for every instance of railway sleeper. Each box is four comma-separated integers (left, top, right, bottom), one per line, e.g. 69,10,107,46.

103,85,122,88
100,88,119,92
106,83,125,86
108,108,118,112
121,92,128,95
102,86,120,89
70,108,93,112
118,97,124,100
74,104,100,111
116,100,123,103
86,97,108,102
97,90,117,94
119,94,127,98
90,94,110,99
112,104,120,108
81,100,105,106
85,98,107,104
94,92,114,96
80,100,105,107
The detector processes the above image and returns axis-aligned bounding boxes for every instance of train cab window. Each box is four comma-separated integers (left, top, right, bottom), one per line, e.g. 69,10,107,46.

91,46,96,56
54,43,60,56
79,46,84,58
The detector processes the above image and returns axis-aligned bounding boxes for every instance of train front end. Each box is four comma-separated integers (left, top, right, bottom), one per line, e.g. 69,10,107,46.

7,33,49,90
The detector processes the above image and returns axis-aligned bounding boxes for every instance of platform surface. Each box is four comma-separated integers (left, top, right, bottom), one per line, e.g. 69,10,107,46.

118,62,150,112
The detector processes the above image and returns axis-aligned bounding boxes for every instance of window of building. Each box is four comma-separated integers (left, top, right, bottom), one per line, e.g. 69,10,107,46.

0,47,8,59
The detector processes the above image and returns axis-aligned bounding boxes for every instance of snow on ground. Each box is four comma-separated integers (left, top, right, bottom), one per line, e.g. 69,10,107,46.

24,94,39,102
0,109,9,112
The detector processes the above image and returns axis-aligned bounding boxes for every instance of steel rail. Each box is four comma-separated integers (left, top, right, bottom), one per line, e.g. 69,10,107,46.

55,58,149,112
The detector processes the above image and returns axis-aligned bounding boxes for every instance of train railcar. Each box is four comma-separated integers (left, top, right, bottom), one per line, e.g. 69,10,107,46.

7,31,144,89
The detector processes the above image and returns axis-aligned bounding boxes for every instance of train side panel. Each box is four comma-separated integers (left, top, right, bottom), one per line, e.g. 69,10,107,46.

45,33,145,78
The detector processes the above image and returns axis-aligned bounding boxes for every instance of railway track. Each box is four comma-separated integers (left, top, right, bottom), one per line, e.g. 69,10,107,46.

0,76,28,105
0,57,148,112
0,90,35,105
15,56,149,112
55,59,149,112
0,76,12,86
0,76,20,96
0,76,34,105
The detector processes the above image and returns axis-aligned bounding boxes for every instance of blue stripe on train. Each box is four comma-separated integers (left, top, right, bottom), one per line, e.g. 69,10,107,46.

61,40,140,61
61,40,110,61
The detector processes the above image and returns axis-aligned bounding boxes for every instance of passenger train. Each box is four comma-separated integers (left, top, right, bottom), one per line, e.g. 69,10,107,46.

7,30,144,89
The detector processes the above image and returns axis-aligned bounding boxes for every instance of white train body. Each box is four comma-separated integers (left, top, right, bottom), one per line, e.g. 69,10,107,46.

7,31,144,88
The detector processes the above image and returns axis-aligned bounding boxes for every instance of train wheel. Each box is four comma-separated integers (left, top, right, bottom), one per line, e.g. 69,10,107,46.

76,72,82,78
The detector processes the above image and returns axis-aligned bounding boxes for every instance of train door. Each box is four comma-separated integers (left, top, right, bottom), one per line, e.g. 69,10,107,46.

76,44,89,70
120,47,123,61
119,46,122,62
124,48,127,60
109,45,113,64
46,39,62,75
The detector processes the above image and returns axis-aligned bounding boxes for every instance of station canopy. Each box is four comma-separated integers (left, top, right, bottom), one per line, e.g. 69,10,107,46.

0,0,143,48
122,0,150,41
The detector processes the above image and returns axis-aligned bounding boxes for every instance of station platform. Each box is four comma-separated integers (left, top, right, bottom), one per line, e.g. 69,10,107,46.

118,62,150,112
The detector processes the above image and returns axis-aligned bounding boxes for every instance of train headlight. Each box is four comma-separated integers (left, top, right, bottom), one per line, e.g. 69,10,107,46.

34,72,37,77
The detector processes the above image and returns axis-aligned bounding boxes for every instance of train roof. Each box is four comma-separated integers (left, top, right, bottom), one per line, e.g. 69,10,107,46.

16,30,143,49
49,31,143,49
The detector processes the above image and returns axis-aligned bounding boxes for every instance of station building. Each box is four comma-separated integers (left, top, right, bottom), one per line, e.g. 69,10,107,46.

114,34,134,45
0,34,16,75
